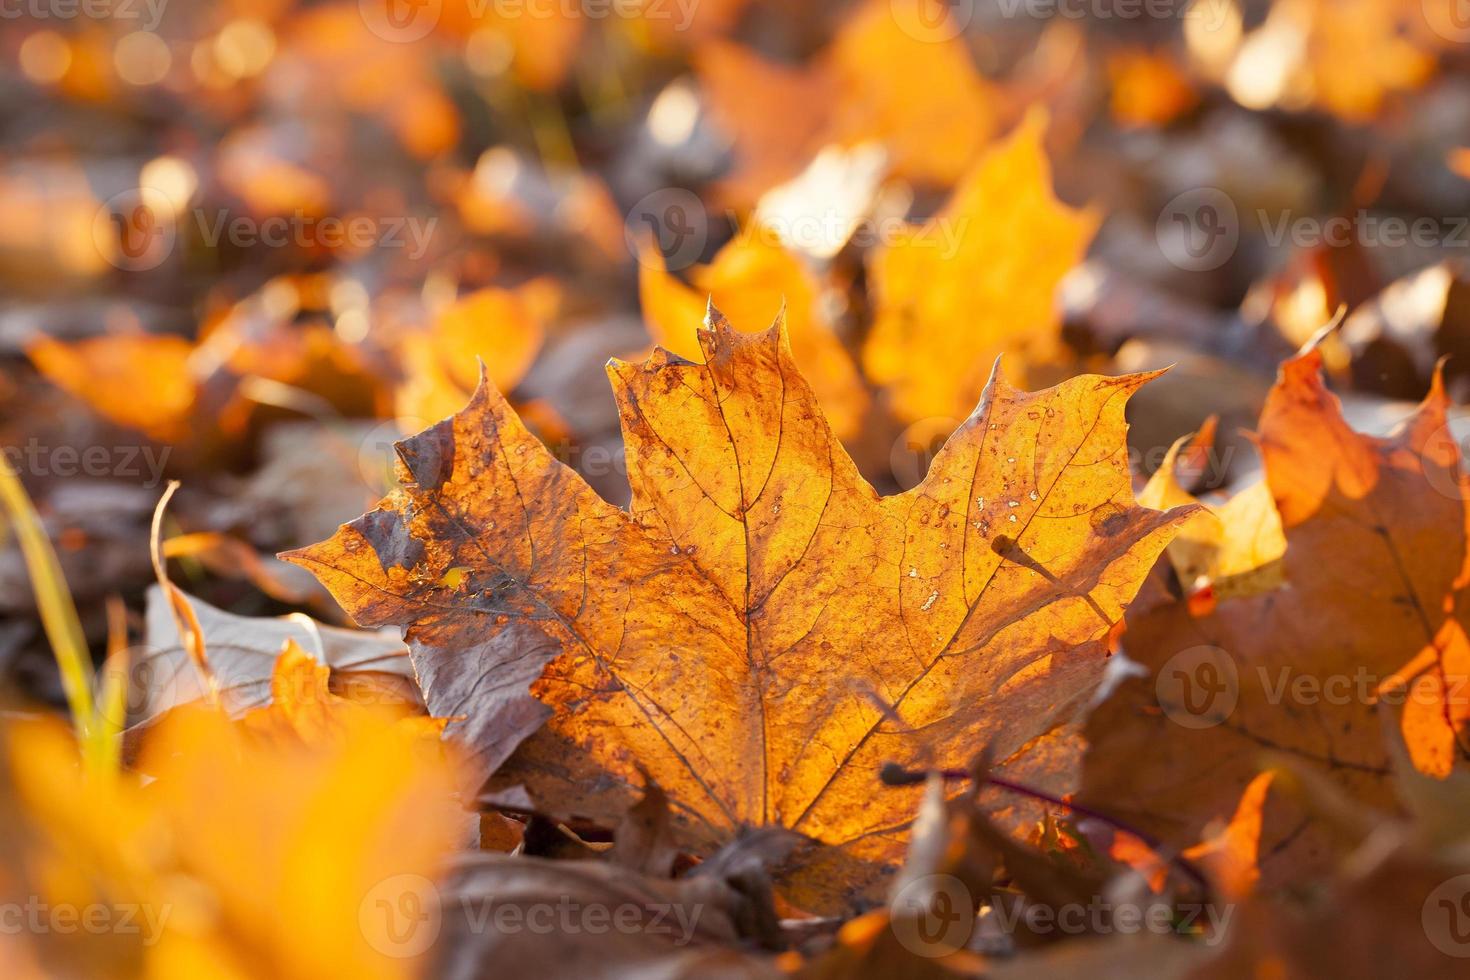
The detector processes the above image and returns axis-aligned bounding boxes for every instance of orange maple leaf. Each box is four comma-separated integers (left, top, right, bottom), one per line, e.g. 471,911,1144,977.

285,311,1192,910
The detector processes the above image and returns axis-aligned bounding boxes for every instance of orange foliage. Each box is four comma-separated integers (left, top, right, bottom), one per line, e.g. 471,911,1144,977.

287,311,1193,910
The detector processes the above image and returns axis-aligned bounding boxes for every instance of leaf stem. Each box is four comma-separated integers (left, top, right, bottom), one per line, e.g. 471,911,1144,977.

881,763,1212,895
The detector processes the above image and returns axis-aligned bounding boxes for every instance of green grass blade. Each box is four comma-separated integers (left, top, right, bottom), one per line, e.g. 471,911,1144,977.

0,455,96,745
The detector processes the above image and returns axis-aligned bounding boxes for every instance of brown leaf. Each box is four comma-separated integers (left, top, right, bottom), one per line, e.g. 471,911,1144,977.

431,854,777,980
1082,349,1470,888
611,778,680,879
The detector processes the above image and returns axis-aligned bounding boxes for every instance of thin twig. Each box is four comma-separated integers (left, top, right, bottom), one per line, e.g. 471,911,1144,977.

881,763,1212,895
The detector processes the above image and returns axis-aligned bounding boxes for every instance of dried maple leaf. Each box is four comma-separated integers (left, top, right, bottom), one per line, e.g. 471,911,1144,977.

639,234,867,439
285,311,1191,910
1082,349,1470,888
863,110,1098,424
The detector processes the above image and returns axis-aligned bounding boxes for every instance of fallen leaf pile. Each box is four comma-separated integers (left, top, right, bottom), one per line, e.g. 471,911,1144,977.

1084,347,1470,885
10,0,1470,976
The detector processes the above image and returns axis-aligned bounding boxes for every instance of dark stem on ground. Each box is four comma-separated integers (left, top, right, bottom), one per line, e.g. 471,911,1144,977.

880,763,1213,896
484,769,1214,897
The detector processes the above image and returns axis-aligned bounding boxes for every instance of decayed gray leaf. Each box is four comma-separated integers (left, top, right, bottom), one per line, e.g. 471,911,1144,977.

432,854,779,980
610,779,680,879
130,585,419,728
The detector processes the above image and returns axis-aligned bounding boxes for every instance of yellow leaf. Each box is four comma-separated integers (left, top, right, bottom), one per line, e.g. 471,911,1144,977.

639,234,868,439
864,110,1098,423
396,280,558,423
